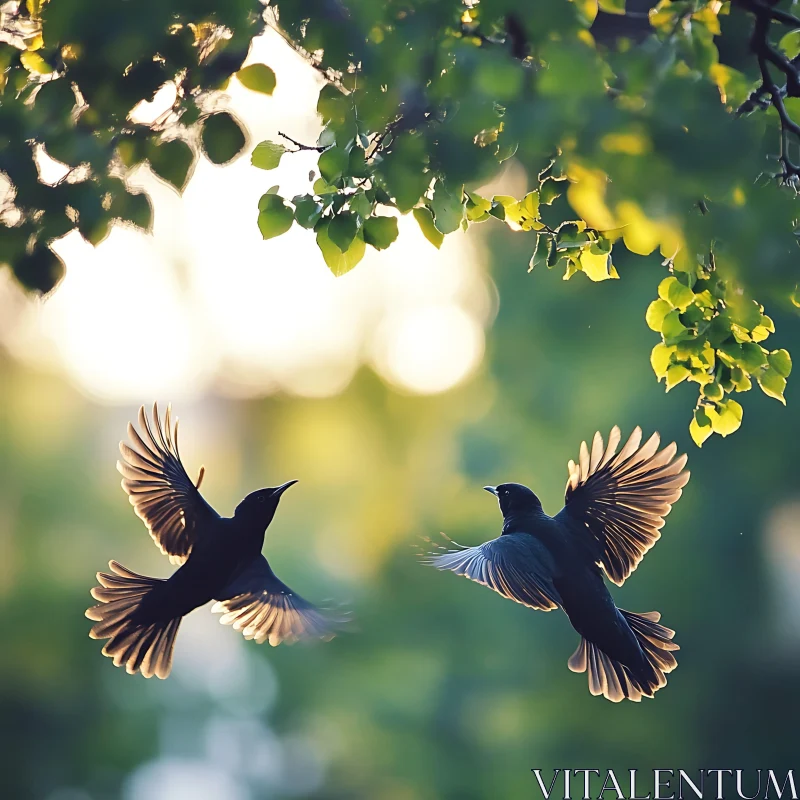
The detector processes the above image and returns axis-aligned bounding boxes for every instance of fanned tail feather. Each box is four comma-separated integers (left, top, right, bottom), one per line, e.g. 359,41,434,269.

85,561,180,679
567,609,679,703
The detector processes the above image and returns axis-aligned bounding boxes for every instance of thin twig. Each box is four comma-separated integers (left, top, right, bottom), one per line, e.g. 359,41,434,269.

277,131,327,152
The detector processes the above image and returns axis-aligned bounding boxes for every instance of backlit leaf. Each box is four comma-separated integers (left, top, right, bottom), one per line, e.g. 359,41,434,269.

236,63,277,95
252,141,286,170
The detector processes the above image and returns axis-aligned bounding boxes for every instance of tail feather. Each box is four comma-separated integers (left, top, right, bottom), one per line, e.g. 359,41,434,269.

567,609,679,703
86,561,180,679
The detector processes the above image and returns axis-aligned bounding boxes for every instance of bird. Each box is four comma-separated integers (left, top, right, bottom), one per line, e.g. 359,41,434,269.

86,403,342,679
423,426,689,702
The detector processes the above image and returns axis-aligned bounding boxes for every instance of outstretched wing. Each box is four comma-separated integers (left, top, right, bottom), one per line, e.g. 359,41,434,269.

422,533,562,612
212,556,341,646
556,426,689,586
117,403,218,565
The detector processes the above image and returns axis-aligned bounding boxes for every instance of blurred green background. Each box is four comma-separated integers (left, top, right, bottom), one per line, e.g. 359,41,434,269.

1,219,799,798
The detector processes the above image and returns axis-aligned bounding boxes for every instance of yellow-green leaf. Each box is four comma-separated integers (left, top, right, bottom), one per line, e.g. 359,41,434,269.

317,223,366,276
661,309,687,339
257,193,293,240
236,63,277,95
758,367,787,404
768,349,792,377
578,248,616,281
665,364,689,390
646,299,672,332
701,382,724,401
690,408,713,447
251,141,286,170
650,343,672,379
707,399,743,436
658,276,694,311
21,50,50,74
413,207,444,249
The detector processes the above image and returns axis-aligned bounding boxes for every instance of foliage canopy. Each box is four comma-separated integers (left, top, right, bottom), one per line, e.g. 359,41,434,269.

1,0,799,443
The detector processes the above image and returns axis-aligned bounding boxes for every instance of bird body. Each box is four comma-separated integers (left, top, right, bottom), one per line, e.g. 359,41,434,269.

425,427,689,702
86,405,340,679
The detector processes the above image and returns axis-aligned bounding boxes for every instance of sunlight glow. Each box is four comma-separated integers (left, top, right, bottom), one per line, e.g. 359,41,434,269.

0,29,492,403
373,304,485,394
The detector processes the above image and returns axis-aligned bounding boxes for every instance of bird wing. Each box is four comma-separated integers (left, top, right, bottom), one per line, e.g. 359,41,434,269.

422,533,562,611
117,403,218,565
211,555,341,646
556,426,689,586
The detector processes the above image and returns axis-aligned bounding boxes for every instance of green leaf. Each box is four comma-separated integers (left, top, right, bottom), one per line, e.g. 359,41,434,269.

413,207,444,249
348,147,368,179
661,309,687,340
251,141,286,170
317,84,347,124
431,181,465,234
517,191,540,229
665,364,689,390
350,190,373,220
257,193,293,240
758,367,787,404
701,382,724,401
768,349,792,377
528,236,542,272
780,29,800,60
313,177,337,195
328,212,358,252
708,399,743,436
690,408,713,447
730,367,752,392
363,216,398,250
292,195,322,229
658,276,694,311
646,299,672,332
236,63,276,95
466,192,492,222
316,221,365,276
739,342,768,372
148,138,194,192
539,177,565,206
599,0,626,13
318,147,349,183
650,343,672,379
201,112,247,165
728,297,763,330
111,189,153,233
13,245,65,295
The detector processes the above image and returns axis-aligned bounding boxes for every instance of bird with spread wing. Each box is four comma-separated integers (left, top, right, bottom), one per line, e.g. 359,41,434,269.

424,426,689,702
86,404,343,679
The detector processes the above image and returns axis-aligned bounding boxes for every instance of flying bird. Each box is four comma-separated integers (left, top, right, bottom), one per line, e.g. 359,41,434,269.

424,426,688,702
86,404,342,679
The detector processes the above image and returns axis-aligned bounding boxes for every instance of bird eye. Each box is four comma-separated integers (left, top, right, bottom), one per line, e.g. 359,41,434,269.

258,495,266,503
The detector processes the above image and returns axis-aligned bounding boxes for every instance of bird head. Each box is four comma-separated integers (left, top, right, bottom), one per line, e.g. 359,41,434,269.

234,480,298,527
484,482,543,518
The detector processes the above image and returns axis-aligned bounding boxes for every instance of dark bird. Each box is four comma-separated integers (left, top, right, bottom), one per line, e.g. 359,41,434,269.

424,427,688,702
86,403,342,679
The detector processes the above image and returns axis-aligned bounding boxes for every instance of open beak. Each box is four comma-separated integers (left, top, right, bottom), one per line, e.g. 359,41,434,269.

274,479,298,496
483,486,498,496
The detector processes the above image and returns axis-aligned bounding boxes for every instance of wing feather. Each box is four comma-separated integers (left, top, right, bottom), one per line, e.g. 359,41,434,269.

117,403,218,564
558,426,689,586
212,555,343,646
422,533,561,612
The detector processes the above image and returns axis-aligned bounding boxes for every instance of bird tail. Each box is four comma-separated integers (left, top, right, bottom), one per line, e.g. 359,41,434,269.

85,561,181,679
567,610,679,703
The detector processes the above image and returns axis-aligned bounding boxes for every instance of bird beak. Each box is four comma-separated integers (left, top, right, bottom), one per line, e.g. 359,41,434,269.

483,486,498,496
274,479,298,496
